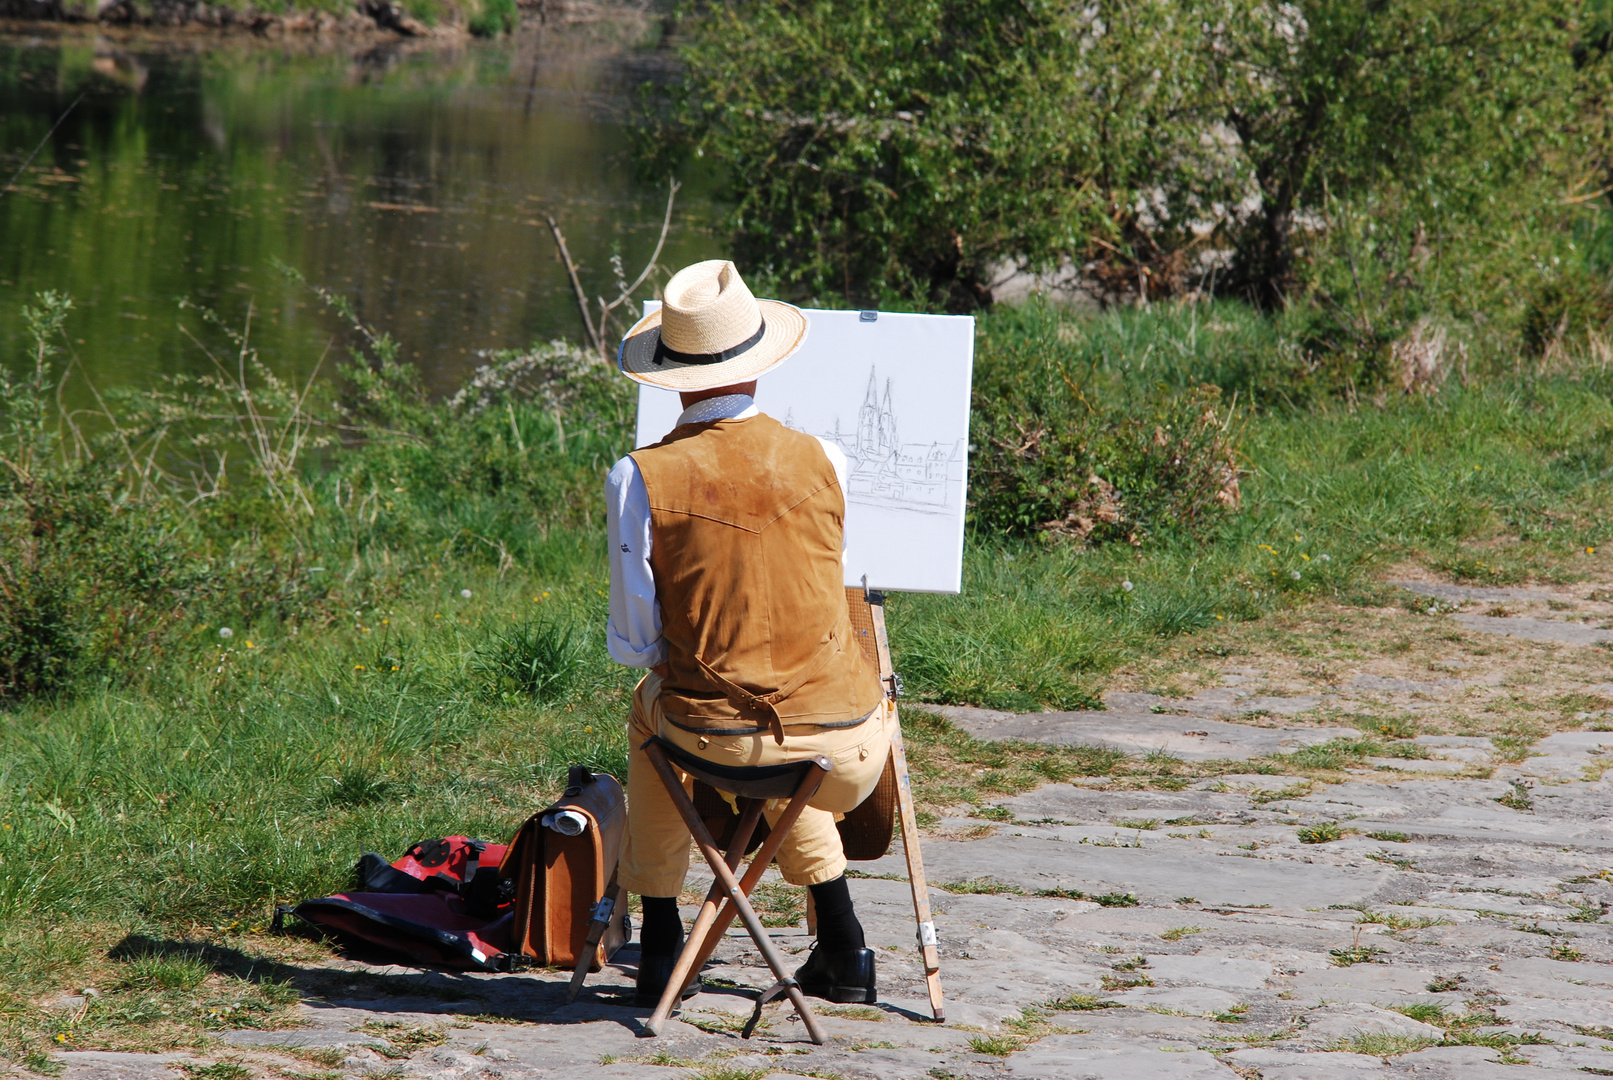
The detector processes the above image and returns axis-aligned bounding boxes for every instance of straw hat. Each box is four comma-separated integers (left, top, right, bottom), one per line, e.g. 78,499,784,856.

618,260,808,391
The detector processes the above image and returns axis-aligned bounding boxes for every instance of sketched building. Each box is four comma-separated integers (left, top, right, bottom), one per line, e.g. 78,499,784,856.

823,368,961,512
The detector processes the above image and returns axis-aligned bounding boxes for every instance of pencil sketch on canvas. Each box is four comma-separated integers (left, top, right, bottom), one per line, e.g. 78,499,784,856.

783,367,965,517
634,306,975,594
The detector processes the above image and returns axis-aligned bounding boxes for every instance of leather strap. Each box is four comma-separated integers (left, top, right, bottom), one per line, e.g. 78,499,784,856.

690,630,845,744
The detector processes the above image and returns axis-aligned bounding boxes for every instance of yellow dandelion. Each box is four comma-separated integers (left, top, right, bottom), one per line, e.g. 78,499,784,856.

1588,547,1597,555
584,726,593,733
354,664,365,670
1300,554,1310,561
245,641,254,648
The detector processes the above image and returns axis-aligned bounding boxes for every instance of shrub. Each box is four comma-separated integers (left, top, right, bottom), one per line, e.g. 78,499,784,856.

0,296,210,701
659,0,1589,326
968,306,1241,543
466,0,516,36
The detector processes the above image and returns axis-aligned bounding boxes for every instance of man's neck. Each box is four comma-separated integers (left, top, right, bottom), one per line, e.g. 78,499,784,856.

676,393,757,427
678,380,758,411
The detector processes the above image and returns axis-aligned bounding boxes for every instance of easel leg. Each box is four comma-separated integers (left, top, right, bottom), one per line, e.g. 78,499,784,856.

887,709,944,1021
868,596,945,1023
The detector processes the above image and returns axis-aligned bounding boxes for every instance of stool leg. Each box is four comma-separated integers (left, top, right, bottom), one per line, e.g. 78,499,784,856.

644,797,763,1035
667,760,828,1002
642,744,829,1045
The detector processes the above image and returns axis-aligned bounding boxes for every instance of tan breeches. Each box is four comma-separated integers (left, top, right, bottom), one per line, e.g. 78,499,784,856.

617,672,894,896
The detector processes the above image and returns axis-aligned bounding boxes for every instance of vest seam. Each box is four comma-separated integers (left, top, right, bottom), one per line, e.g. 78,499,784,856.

643,478,839,534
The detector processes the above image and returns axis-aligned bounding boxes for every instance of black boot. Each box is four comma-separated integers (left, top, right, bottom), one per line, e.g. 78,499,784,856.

794,875,876,1003
634,896,701,1006
793,942,877,1004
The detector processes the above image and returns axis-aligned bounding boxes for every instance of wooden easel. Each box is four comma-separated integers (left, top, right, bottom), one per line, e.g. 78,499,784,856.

846,582,945,1022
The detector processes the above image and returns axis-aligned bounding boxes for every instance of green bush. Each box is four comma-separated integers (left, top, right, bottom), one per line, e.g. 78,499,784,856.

968,303,1241,543
659,0,1590,324
467,0,516,37
0,296,211,701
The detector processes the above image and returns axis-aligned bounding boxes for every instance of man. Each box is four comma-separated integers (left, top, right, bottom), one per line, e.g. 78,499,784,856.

605,259,894,1008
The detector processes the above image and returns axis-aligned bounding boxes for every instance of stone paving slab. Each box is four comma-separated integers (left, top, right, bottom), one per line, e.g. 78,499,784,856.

1389,580,1576,605
930,705,1356,760
1450,612,1613,645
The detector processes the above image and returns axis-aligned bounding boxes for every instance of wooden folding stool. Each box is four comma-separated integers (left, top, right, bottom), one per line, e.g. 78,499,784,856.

629,738,834,1043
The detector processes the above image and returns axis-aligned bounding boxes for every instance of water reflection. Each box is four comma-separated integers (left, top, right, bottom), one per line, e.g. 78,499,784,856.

0,21,717,396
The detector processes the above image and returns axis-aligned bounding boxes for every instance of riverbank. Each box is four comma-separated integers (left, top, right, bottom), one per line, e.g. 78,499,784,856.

0,0,643,38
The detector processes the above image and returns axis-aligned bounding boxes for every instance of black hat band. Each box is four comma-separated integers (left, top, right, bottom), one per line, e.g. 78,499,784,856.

650,318,767,366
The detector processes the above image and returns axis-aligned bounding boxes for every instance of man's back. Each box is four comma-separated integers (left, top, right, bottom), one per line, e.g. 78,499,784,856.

630,413,882,734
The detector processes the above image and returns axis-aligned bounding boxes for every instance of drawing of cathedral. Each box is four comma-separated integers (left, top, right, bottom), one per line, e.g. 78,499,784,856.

821,368,963,513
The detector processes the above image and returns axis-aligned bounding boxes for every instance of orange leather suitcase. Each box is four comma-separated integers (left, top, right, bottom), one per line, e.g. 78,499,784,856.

500,766,628,970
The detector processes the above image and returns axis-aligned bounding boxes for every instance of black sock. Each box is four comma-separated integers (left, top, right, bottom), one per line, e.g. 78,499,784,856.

808,875,866,952
639,896,683,957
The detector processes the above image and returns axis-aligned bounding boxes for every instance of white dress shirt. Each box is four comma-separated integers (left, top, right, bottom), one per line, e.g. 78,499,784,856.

605,394,849,668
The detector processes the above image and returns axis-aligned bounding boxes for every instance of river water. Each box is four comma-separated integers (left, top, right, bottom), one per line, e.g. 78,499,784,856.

0,19,717,397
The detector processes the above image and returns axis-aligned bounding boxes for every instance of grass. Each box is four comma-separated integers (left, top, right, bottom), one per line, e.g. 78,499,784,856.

1297,821,1347,844
1392,1002,1451,1024
1044,993,1121,1011
180,1064,252,1080
1159,926,1204,941
1358,910,1454,931
749,881,805,928
937,877,1024,895
1092,893,1139,908
1548,941,1585,961
1100,972,1153,991
1330,1033,1438,1056
356,1022,449,1058
1329,945,1386,967
1495,781,1535,811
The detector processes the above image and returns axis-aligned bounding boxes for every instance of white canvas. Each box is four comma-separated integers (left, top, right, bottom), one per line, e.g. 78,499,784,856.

633,306,975,594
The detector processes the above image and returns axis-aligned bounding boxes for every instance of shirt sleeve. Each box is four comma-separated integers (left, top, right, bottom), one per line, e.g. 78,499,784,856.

814,437,852,557
604,455,667,668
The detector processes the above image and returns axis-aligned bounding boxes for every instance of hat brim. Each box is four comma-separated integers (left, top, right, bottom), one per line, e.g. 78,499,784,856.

618,300,809,391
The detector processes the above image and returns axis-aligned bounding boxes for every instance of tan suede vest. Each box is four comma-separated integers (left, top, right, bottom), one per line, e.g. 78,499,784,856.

629,413,883,741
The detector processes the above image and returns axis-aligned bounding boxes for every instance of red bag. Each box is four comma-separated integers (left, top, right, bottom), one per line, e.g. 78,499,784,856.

278,836,520,971
285,894,516,970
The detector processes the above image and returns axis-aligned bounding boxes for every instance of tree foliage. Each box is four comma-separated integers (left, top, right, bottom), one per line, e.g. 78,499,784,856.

660,0,1609,321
